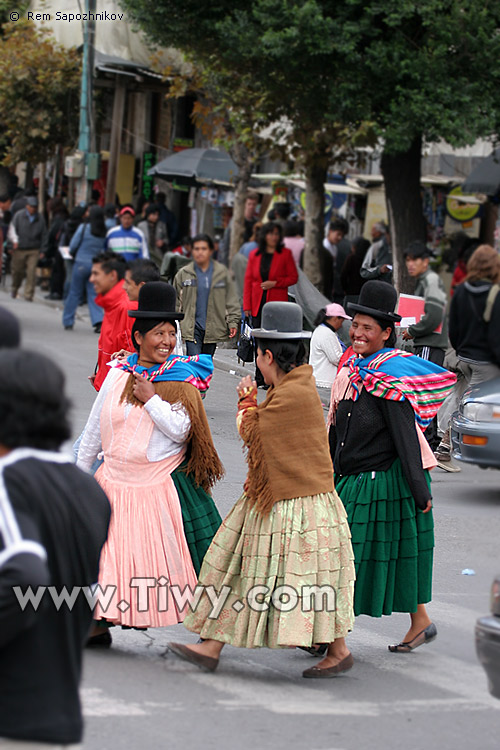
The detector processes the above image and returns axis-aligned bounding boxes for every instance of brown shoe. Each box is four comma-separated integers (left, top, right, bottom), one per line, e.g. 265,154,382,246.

302,652,354,678
168,642,219,672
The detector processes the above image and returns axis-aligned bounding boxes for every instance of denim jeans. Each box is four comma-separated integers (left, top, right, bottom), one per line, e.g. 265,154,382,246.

62,261,103,327
185,325,217,357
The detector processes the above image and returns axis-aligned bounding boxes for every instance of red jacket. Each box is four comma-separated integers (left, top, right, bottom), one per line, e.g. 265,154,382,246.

243,247,298,317
93,280,138,391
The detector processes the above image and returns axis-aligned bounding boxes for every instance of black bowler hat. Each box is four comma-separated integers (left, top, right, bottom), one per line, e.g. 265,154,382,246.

252,301,311,340
348,281,401,323
128,281,184,320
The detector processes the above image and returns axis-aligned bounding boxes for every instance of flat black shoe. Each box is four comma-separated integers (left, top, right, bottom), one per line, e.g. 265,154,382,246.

297,643,328,657
388,622,437,653
86,630,112,647
93,323,102,334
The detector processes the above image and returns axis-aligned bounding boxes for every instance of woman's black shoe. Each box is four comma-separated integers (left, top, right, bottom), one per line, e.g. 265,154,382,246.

93,322,102,334
297,643,328,657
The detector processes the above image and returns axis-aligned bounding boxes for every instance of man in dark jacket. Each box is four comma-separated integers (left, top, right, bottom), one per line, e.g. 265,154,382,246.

402,241,448,452
9,197,48,301
0,350,110,747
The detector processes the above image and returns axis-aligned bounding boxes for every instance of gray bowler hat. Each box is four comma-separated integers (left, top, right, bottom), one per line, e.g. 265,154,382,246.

251,301,311,340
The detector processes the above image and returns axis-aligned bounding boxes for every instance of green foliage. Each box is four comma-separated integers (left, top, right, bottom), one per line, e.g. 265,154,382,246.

121,0,500,156
0,20,81,165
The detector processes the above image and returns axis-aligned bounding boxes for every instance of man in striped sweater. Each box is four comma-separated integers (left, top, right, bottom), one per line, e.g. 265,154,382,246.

104,205,149,262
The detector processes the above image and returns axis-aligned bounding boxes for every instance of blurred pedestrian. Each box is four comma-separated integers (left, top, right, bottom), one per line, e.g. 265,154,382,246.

320,218,351,303
360,222,392,284
44,198,69,300
104,203,118,231
137,203,168,267
59,205,87,298
219,192,259,266
89,251,136,391
169,302,355,678
104,206,148,262
62,206,107,333
402,241,448,451
283,219,305,268
156,191,178,248
0,350,110,747
329,282,455,652
340,235,370,307
243,222,298,386
9,197,48,301
175,233,240,358
434,245,500,463
309,303,351,389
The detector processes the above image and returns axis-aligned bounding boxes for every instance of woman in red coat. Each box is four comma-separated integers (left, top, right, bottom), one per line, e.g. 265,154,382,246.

243,221,298,385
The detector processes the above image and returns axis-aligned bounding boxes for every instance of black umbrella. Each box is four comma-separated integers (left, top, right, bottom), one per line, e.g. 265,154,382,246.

462,148,500,195
148,147,238,186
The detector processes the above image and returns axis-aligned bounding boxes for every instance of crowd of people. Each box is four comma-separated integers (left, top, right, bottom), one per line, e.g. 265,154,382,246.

0,185,499,747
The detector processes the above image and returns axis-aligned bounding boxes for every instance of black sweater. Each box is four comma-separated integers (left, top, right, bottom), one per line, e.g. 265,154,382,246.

0,451,110,744
449,281,500,364
330,388,431,509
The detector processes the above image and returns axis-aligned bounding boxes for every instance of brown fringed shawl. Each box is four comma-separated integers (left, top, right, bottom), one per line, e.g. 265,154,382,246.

120,375,224,492
241,365,334,515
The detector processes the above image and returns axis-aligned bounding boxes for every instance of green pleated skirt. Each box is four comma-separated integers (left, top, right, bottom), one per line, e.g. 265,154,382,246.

335,458,434,618
172,465,222,575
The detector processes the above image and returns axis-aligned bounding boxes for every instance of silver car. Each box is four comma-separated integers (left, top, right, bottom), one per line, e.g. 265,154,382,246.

450,377,500,469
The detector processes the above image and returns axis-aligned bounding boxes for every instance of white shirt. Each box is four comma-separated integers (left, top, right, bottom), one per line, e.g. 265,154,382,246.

76,368,191,472
309,324,344,389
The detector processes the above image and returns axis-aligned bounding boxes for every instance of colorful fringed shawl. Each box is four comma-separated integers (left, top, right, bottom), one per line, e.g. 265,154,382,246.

347,348,456,431
115,353,223,491
116,352,213,395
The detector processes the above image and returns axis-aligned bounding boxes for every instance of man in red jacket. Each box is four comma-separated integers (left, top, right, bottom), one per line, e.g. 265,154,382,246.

89,251,138,391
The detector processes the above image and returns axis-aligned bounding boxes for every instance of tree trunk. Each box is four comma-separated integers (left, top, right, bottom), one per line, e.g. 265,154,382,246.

381,136,425,293
38,162,46,215
303,162,327,291
228,140,254,262
0,166,10,195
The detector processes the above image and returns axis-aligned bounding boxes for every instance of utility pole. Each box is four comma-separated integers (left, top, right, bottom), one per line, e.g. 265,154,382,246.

77,0,97,203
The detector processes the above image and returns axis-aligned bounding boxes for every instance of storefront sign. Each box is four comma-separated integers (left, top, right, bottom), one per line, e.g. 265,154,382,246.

142,152,155,200
446,186,481,222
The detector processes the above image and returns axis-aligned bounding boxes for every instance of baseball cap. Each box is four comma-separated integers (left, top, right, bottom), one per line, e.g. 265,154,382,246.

26,197,38,208
325,303,351,320
120,206,135,217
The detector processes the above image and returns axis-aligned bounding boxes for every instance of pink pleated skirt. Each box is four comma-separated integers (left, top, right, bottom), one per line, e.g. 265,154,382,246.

94,451,198,628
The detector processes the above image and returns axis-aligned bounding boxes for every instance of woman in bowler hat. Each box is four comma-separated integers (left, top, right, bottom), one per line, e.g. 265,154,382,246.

77,282,224,643
169,301,356,678
329,281,455,652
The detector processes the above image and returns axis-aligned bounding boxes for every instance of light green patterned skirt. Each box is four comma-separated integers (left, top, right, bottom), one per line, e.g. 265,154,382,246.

183,491,355,648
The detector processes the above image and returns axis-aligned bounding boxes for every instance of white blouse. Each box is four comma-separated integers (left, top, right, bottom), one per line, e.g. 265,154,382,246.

309,324,344,389
76,367,191,472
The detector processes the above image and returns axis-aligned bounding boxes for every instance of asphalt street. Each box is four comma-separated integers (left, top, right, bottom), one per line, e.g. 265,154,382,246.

2,288,500,750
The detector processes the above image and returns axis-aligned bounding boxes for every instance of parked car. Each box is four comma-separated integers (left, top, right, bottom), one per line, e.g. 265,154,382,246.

476,576,500,699
450,377,500,469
